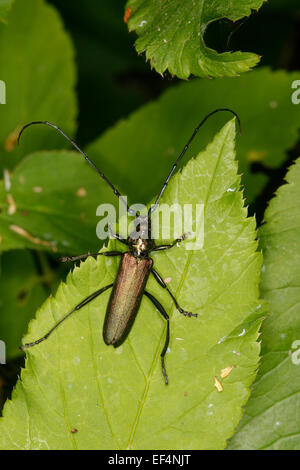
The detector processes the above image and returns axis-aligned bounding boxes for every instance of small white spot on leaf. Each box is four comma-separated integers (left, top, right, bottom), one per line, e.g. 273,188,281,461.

33,186,43,193
115,346,123,355
77,187,87,197
138,20,147,27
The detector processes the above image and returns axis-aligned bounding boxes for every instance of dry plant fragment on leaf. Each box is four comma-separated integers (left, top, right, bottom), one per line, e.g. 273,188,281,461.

10,225,57,252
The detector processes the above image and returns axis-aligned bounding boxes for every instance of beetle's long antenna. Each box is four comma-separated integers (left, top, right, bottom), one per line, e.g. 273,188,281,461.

18,121,137,216
148,108,241,216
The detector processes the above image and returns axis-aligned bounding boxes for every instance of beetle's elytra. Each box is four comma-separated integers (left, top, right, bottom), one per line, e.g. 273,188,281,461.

18,108,240,384
103,253,153,346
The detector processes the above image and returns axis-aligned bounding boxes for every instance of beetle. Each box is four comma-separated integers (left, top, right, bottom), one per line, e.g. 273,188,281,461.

18,108,240,384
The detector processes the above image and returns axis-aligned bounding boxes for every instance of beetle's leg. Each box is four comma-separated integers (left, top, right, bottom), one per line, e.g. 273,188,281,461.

108,225,128,246
60,251,122,263
144,291,170,385
20,284,113,350
151,268,197,318
61,226,128,262
150,233,190,252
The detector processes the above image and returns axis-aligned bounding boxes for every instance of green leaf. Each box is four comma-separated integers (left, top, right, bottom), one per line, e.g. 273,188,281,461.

0,121,264,449
0,0,13,22
0,250,48,359
126,0,265,79
228,157,300,450
0,0,77,172
0,150,117,254
87,68,300,205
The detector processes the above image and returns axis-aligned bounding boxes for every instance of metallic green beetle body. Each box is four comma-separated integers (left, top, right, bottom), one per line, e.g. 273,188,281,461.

103,253,153,346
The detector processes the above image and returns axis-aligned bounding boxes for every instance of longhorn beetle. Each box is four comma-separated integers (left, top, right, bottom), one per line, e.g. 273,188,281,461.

19,108,240,384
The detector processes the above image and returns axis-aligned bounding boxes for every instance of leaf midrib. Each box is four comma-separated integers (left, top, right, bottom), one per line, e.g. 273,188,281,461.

126,124,231,449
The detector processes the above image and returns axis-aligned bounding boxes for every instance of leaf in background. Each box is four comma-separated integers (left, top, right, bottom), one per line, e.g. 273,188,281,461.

0,0,13,22
0,0,77,172
0,121,264,449
0,150,117,254
87,68,300,205
228,157,300,450
126,0,265,79
0,250,48,359
49,0,154,145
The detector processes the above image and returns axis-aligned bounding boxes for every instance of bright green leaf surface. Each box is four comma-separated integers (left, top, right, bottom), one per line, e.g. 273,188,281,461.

0,150,117,254
0,0,77,172
126,0,265,79
229,157,300,450
0,0,13,22
0,250,48,358
0,121,264,449
87,68,300,205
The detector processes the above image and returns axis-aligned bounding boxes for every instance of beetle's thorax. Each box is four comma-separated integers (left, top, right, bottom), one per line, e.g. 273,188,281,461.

128,215,155,257
128,237,152,257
